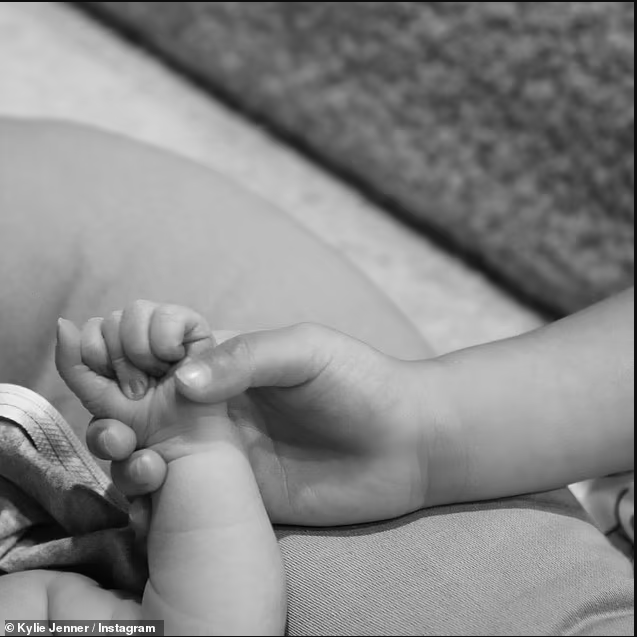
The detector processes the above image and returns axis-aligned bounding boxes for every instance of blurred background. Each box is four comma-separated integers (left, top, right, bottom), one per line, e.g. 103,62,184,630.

1,2,633,353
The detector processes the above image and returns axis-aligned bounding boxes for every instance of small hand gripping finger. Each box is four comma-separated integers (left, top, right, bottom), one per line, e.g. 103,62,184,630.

148,303,216,363
56,318,140,418
119,300,172,377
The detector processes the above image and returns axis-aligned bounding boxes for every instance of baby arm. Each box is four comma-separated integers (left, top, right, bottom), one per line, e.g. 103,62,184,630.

143,422,285,636
56,303,285,635
425,288,634,506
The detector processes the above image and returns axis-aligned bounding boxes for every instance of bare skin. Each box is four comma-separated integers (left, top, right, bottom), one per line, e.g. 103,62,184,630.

97,290,633,528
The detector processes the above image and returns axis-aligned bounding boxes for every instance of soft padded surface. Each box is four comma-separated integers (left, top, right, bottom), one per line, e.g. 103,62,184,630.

76,2,634,314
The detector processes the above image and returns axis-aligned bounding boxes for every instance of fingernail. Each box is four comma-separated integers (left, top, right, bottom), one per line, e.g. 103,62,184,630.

129,377,148,400
99,430,117,457
176,363,210,389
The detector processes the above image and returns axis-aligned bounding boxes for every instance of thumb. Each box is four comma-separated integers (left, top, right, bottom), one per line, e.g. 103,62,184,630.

175,323,334,403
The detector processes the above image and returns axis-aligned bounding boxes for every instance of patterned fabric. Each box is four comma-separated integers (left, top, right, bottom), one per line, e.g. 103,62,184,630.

0,384,146,591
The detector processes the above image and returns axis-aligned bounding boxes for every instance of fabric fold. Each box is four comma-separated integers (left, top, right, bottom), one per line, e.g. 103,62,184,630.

0,384,145,593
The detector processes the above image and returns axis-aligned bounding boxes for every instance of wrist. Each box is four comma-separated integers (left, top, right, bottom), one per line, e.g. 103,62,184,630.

147,415,243,465
149,438,258,531
408,356,470,508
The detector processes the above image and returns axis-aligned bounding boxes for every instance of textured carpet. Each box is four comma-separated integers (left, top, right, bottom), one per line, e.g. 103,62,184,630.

74,2,634,314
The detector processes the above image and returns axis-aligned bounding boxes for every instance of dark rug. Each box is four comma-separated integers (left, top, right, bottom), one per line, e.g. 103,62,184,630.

73,2,634,314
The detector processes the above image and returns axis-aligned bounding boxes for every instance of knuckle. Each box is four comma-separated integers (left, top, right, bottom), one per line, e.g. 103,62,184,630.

292,323,334,373
221,335,254,373
221,335,248,360
293,322,322,338
293,322,332,345
155,304,182,322
133,298,152,311
126,299,153,318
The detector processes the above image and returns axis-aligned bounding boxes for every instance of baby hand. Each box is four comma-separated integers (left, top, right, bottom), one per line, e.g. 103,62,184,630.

93,323,450,525
56,301,229,459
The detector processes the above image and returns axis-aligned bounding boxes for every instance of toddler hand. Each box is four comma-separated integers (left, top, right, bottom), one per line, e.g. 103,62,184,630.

93,323,451,525
56,301,229,459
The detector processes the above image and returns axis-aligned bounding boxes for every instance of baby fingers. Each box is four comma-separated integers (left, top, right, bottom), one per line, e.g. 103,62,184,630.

101,310,149,401
56,318,135,417
80,317,114,378
119,300,214,376
118,300,171,376
148,303,215,362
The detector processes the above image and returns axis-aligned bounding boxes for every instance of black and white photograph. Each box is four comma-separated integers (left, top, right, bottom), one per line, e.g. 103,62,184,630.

0,3,634,635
